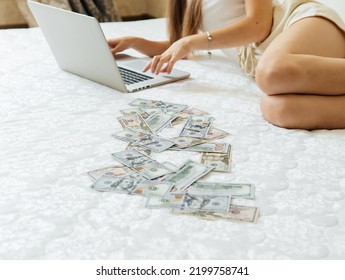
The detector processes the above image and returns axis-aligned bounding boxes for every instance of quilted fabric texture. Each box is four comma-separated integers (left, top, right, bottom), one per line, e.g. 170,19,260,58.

0,19,345,260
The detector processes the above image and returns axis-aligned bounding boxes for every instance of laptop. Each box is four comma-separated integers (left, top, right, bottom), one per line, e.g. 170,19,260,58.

27,1,190,92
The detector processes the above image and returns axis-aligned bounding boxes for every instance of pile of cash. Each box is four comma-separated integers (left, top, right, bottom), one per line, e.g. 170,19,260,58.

87,98,259,223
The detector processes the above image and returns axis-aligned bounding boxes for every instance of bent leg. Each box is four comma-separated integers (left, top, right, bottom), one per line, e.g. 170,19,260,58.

256,17,345,95
261,94,345,129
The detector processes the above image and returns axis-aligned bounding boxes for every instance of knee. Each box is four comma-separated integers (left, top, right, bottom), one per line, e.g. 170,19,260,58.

256,54,301,95
260,94,300,129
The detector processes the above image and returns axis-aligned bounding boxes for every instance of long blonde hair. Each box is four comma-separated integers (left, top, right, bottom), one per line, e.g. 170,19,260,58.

167,0,203,44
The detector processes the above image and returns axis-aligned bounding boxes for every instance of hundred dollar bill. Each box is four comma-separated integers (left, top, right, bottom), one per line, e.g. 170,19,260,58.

180,115,214,139
145,193,185,209
126,142,152,157
145,112,176,133
134,132,175,153
112,129,147,143
111,149,172,180
163,160,214,191
158,101,188,113
180,193,231,213
171,108,209,126
87,165,133,181
172,205,259,223
91,174,143,193
170,136,208,149
205,127,229,140
200,151,232,172
113,129,175,153
131,181,174,197
129,98,187,113
117,114,152,133
120,107,145,116
129,98,159,108
182,143,231,153
188,182,255,199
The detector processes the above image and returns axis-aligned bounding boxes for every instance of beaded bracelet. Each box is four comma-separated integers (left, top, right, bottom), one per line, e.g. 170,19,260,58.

206,31,213,59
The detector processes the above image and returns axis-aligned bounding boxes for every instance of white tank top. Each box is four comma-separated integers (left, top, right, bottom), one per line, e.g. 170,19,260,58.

201,0,246,31
201,0,246,57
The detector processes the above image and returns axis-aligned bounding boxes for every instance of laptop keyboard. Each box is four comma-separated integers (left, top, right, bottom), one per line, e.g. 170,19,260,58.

119,67,153,85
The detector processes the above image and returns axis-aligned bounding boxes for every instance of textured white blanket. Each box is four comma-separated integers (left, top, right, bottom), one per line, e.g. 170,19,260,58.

0,19,345,259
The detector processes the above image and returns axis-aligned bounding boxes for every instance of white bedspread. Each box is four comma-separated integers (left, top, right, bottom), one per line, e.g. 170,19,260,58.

1,18,345,260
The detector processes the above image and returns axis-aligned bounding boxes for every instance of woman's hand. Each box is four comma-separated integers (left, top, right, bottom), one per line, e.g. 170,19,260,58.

108,36,136,55
143,37,192,74
107,37,171,59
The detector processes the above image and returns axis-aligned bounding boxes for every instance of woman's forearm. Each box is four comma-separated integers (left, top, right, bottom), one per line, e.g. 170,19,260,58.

130,37,171,57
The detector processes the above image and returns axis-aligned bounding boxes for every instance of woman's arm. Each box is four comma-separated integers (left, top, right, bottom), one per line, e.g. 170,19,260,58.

108,37,170,57
146,0,273,74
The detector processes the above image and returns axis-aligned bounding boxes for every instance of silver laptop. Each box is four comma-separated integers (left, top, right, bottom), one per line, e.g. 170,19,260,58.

27,1,190,92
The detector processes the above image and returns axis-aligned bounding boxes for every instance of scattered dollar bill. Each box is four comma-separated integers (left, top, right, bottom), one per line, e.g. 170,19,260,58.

87,165,133,181
145,193,185,209
111,149,172,180
200,150,232,172
188,182,255,199
180,193,231,213
131,181,174,197
171,108,209,126
112,129,147,143
180,115,214,138
205,127,229,140
91,174,143,193
126,142,152,157
129,98,159,108
180,142,231,153
170,136,208,149
172,205,259,223
113,129,175,153
129,98,187,113
145,112,176,133
134,132,175,153
163,160,214,191
120,107,145,116
117,114,152,133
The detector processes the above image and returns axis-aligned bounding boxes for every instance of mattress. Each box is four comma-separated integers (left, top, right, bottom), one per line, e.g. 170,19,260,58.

0,18,345,260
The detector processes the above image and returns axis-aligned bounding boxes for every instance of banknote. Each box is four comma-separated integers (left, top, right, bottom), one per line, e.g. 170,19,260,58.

112,129,147,143
134,133,175,153
157,101,188,113
145,193,185,209
91,174,143,193
129,98,187,113
117,114,152,133
181,143,231,153
126,142,152,157
188,182,255,199
163,160,214,191
129,98,159,108
170,136,208,149
145,112,176,133
131,181,174,197
87,165,133,181
200,151,231,172
111,149,172,180
113,129,175,153
205,127,229,140
180,115,214,138
172,205,259,223
171,108,209,126
120,107,145,116
180,193,231,213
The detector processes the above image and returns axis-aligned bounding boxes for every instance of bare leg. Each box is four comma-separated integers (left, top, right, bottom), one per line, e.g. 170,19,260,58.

255,17,345,129
261,94,345,129
256,17,345,95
